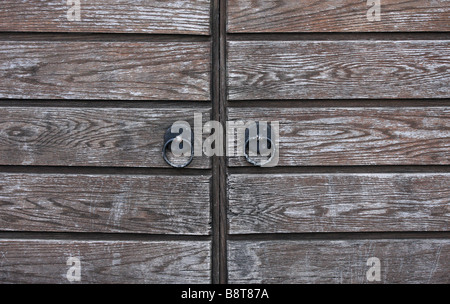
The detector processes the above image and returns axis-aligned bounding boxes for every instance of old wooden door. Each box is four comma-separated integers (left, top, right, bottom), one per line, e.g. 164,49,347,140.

0,0,449,284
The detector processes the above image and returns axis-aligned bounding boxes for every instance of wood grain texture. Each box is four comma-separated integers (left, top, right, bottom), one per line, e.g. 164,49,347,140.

0,107,211,168
0,173,211,235
228,107,450,166
0,240,211,283
0,41,210,100
228,174,450,234
0,0,210,35
228,0,450,33
227,41,450,100
228,239,450,283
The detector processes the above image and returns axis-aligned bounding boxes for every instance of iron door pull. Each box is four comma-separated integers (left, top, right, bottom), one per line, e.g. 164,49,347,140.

162,127,194,168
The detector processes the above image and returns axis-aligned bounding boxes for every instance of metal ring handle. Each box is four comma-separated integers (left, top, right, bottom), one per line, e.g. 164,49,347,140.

244,136,277,167
162,137,194,168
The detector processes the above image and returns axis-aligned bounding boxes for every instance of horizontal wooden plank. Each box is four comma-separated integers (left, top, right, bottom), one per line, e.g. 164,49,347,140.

0,0,210,35
227,41,450,100
228,239,450,283
228,0,450,33
227,107,450,166
0,240,210,283
0,107,211,168
0,174,211,235
0,41,210,100
228,174,450,234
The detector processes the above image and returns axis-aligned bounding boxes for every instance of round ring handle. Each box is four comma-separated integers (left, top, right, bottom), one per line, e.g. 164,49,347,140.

244,136,277,167
162,136,194,168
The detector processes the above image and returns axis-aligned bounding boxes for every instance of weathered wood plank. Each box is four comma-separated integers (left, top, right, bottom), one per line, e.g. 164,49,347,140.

0,0,210,35
228,0,450,33
0,107,211,168
228,174,450,234
228,239,450,283
228,107,450,166
0,240,211,283
0,174,211,235
228,41,450,100
0,41,210,100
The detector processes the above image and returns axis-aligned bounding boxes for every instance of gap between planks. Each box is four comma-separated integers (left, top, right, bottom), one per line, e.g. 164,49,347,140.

0,166,211,176
229,232,450,241
2,165,450,175
1,100,449,109
227,32,450,41
0,231,448,243
0,100,213,108
229,166,450,175
228,99,450,108
0,231,212,242
0,32,211,42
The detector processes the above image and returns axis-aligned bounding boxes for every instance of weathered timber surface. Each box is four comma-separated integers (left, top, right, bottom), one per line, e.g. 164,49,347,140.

228,174,450,234
228,41,450,100
227,107,450,166
0,0,211,35
0,41,210,100
228,0,450,33
228,239,450,283
0,174,211,235
0,240,211,283
0,107,211,168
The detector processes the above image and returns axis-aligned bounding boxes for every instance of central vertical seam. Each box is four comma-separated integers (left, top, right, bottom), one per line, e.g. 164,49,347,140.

211,0,228,284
